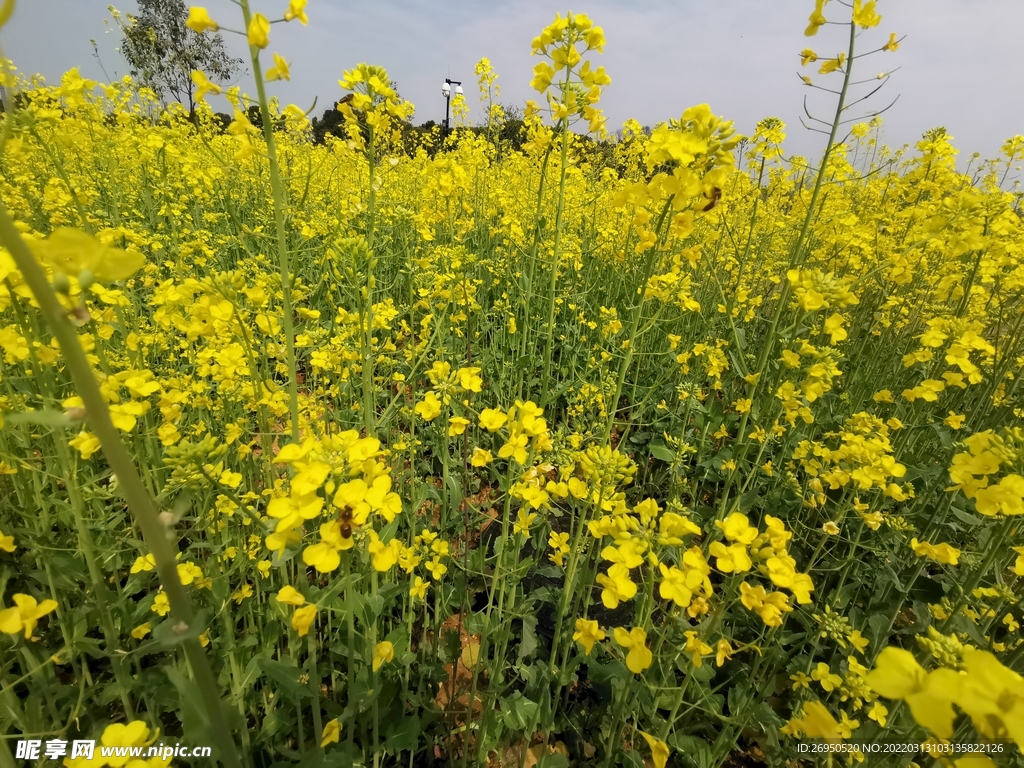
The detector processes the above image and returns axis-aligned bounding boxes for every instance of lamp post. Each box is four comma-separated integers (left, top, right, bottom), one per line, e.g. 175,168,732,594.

441,77,463,139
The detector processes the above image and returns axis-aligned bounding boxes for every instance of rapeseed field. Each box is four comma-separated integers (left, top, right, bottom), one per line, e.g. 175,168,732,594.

0,0,1022,765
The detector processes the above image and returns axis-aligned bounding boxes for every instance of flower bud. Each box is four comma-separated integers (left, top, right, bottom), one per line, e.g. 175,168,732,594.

52,272,71,294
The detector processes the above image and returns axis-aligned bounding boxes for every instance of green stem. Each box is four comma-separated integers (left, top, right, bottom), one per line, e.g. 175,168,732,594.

539,102,571,404
240,0,300,442
0,201,240,765
361,126,379,437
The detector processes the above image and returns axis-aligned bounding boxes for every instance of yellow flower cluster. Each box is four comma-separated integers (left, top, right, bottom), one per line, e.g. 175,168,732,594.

263,431,401,574
947,429,1024,516
529,12,610,134
337,63,415,150
867,646,1024,749
792,412,911,500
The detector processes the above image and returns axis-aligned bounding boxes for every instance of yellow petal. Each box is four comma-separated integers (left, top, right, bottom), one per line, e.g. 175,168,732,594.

29,228,145,281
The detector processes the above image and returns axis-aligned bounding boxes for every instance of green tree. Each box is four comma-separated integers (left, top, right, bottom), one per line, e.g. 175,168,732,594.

114,0,243,112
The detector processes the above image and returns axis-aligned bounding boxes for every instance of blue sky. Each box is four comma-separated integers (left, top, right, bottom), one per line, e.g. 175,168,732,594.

3,0,1021,165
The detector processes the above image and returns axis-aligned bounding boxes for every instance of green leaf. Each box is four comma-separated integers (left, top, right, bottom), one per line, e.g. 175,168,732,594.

518,613,538,662
880,563,905,592
750,700,784,730
954,611,988,647
322,743,363,766
727,682,753,716
240,653,265,689
365,593,385,619
586,657,629,686
671,735,713,768
348,670,380,712
738,488,760,513
153,610,208,650
534,566,562,579
259,658,311,699
164,667,210,741
4,409,75,428
256,711,289,744
445,473,463,512
536,753,569,768
384,713,420,754
868,612,892,645
949,503,986,526
163,665,240,750
909,574,945,604
377,580,404,607
649,440,675,462
501,691,539,731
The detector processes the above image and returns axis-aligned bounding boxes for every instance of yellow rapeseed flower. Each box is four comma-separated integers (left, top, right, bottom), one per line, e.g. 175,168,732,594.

0,0,13,29
613,626,652,673
804,0,827,36
320,718,340,747
185,7,218,33
478,407,507,431
191,69,221,101
639,732,669,768
410,576,430,600
415,392,442,421
683,630,713,667
248,13,271,49
130,553,156,573
151,592,170,617
292,604,317,636
572,618,605,655
0,593,58,639
266,53,291,82
865,647,958,737
596,563,637,608
910,537,961,565
29,228,145,282
372,640,395,671
852,0,882,28
276,587,308,606
448,416,470,436
284,0,308,25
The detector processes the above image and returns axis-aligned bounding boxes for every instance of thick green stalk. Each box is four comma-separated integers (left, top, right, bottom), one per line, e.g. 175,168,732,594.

371,571,379,767
361,129,379,437
516,139,556,398
240,0,300,442
308,630,323,750
790,21,858,269
745,21,860,403
538,101,571,404
547,488,604,679
345,557,357,755
0,202,240,765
